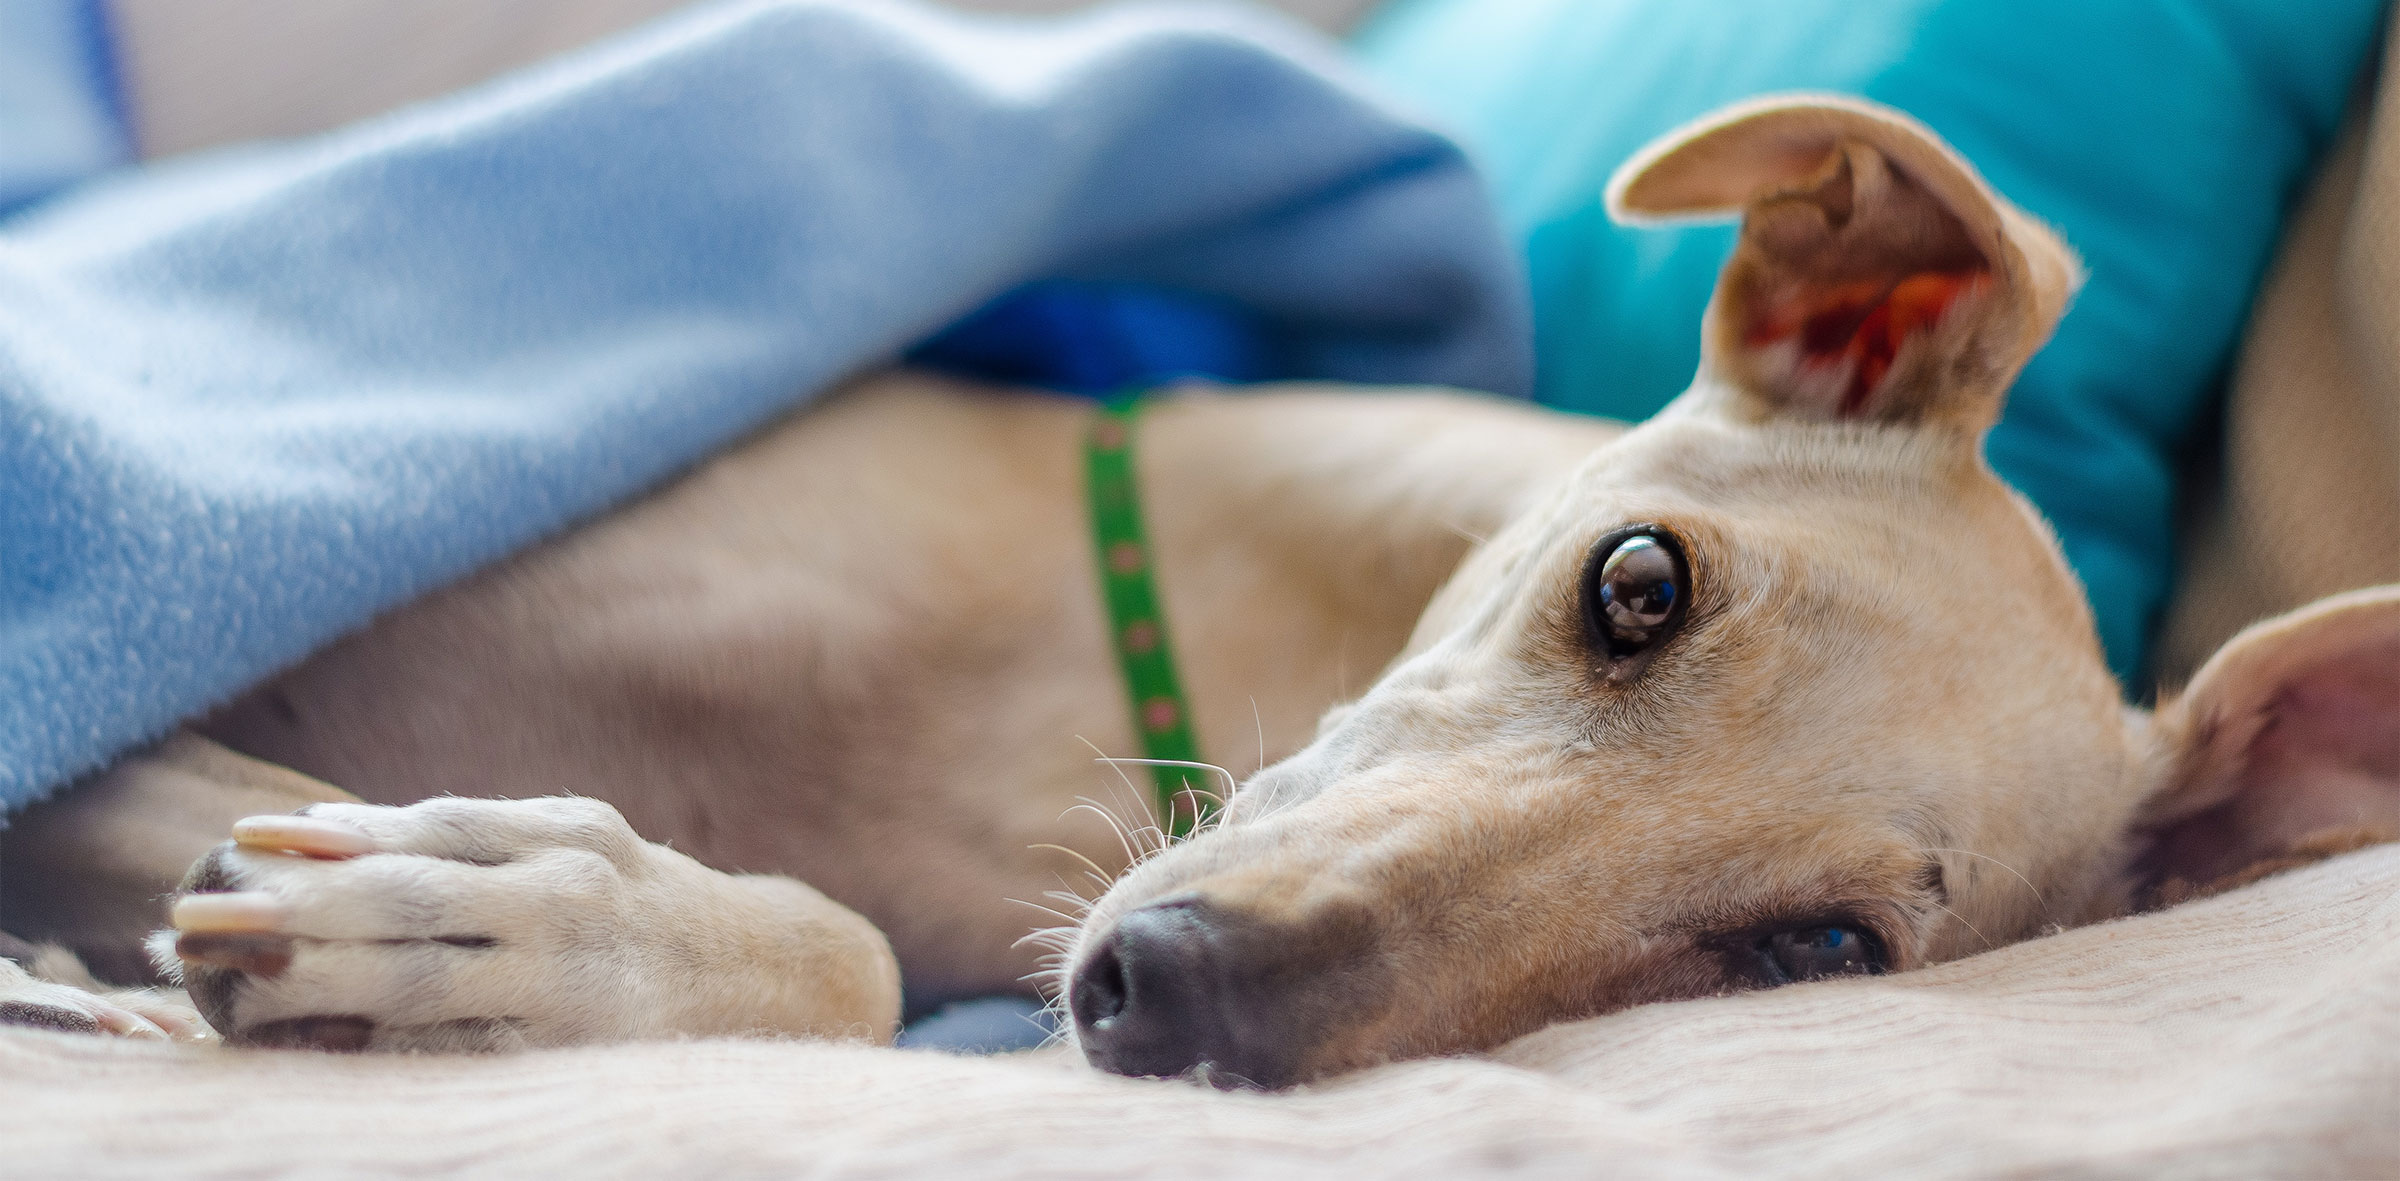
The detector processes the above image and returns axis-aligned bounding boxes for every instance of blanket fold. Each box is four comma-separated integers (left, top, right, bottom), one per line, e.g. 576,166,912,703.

0,0,1528,809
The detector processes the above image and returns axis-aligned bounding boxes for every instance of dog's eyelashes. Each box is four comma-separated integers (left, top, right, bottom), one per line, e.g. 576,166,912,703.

1757,925,1885,984
1582,529,1689,664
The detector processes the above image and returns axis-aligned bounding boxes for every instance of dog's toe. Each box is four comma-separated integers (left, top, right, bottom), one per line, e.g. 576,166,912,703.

175,930,295,977
0,966,202,1043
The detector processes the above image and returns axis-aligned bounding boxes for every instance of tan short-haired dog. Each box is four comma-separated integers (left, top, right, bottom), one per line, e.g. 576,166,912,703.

2,97,2394,1087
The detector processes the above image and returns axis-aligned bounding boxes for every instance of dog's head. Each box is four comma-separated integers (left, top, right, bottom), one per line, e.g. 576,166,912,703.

1068,96,2400,1088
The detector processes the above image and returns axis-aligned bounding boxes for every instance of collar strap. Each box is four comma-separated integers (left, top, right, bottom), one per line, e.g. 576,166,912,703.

1085,396,1214,839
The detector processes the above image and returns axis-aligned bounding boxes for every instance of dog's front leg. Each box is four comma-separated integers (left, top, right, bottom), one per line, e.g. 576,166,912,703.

165,796,900,1051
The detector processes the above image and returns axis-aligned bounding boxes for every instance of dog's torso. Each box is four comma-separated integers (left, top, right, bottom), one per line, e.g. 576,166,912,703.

194,372,1622,1000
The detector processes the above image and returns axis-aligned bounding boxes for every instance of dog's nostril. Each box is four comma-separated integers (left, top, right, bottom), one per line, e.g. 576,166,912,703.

1070,940,1129,1029
1072,903,1216,1079
1069,899,1308,1087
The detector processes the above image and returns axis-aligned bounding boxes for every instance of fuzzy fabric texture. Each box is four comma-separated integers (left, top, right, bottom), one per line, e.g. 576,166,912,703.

4,844,2393,1177
0,0,128,214
2158,15,2400,687
0,0,1526,811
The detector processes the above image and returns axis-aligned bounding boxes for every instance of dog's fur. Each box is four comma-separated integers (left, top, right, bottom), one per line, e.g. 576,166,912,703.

1,98,2394,1083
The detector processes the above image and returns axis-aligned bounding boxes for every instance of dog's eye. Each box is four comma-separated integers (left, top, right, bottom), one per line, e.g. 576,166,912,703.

1758,925,1884,984
1583,530,1688,660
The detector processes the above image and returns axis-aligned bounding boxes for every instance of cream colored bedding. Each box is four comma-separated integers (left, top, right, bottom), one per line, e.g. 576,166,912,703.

7,843,2393,1178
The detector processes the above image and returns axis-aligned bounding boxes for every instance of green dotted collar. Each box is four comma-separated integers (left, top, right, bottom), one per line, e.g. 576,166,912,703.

1085,396,1214,839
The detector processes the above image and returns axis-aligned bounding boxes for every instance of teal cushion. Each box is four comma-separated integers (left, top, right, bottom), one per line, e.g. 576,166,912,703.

1354,0,2383,686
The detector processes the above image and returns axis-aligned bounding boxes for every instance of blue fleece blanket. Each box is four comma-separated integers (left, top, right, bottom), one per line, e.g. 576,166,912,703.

0,0,1526,811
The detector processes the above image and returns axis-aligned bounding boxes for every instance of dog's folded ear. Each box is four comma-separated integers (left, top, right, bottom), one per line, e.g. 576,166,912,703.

1609,94,2082,431
2126,586,2400,905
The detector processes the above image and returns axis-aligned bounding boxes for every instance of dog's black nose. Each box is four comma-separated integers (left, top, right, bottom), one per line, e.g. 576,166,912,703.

1069,899,1297,1088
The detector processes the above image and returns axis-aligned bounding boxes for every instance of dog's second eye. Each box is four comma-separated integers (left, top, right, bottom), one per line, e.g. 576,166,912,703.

1759,925,1883,983
1585,531,1686,659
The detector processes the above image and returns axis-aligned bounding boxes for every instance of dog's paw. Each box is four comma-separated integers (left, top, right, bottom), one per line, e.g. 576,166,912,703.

0,957,209,1043
167,796,681,1052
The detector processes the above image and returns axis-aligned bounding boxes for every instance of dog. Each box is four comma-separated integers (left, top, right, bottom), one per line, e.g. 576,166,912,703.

1,96,2393,1087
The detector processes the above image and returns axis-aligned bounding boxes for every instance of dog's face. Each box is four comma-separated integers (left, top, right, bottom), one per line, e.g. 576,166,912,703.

1069,97,2400,1087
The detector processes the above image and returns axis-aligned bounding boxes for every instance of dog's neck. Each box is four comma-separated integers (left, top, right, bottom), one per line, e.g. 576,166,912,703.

1131,386,1624,779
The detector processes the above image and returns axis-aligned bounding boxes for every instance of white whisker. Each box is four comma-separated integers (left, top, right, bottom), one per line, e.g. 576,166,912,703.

1077,735,1169,859
1040,889,1096,913
1014,928,1079,953
1005,898,1085,926
1078,734,1149,802
1249,695,1266,778
1930,900,1993,951
1923,846,2047,911
1065,800,1139,867
1093,756,1238,807
1029,842,1111,884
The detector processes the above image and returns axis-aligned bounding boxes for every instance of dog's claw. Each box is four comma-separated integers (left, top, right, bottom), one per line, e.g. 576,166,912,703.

171,890,291,933
87,1003,171,1041
175,930,296,978
233,814,377,859
141,1004,213,1042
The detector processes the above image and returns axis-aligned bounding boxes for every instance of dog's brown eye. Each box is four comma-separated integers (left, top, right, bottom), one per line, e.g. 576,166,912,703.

1758,925,1884,984
1583,530,1687,660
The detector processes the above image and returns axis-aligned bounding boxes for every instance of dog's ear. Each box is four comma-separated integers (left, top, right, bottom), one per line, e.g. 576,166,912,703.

1608,94,2082,431
2127,586,2400,903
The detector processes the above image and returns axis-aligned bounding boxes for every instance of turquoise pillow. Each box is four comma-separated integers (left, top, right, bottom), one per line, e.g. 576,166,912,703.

1354,0,2383,686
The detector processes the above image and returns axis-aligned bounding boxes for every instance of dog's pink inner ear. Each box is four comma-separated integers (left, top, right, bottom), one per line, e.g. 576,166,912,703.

1741,268,1989,418
1715,141,2006,424
2142,628,2400,895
